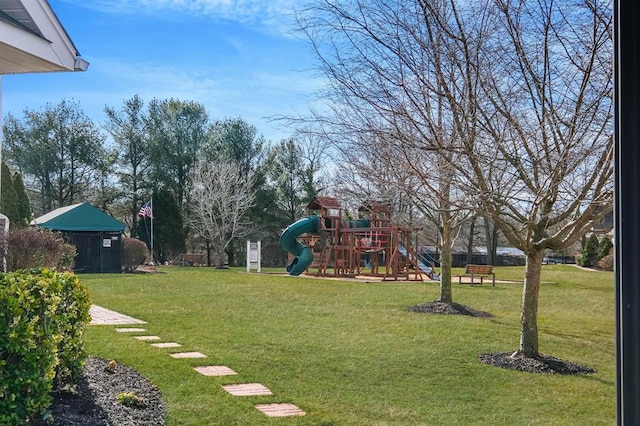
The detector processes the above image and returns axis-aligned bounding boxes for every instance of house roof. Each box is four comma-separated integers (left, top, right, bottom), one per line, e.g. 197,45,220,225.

31,202,125,232
0,0,88,74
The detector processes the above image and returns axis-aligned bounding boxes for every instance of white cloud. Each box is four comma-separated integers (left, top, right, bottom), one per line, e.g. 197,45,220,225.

60,0,300,34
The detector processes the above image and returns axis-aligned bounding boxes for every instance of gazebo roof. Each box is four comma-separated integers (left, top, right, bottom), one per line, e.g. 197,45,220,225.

31,202,124,232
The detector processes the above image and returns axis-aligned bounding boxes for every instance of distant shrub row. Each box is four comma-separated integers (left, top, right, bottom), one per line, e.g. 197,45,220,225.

0,269,91,425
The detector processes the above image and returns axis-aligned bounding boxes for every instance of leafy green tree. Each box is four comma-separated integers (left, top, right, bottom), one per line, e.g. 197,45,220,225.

265,138,314,223
146,98,209,212
104,95,151,231
3,100,106,211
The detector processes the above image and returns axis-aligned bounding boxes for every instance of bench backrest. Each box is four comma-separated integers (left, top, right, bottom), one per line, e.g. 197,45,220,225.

465,264,493,274
180,254,204,262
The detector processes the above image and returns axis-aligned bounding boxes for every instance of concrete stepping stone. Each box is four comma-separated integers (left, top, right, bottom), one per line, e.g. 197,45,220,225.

169,351,207,359
193,366,237,376
133,336,161,341
255,403,306,417
151,342,181,348
115,328,146,333
222,383,272,396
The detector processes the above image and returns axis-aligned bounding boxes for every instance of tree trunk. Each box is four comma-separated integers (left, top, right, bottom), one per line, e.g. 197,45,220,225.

513,250,544,358
205,239,212,267
439,211,453,303
466,216,476,263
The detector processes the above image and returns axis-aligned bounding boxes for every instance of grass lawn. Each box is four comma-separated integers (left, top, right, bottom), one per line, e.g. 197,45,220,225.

81,265,615,425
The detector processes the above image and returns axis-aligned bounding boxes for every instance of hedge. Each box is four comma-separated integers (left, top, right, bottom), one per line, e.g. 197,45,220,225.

0,269,91,425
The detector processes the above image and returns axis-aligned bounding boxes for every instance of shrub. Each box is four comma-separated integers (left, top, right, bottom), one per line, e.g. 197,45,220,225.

53,271,91,388
0,269,91,425
122,237,148,272
597,253,614,271
5,228,72,271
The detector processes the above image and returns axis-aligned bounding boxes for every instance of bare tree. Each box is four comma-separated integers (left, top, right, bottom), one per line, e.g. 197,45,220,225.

190,158,255,268
297,0,613,364
466,0,614,358
296,0,480,303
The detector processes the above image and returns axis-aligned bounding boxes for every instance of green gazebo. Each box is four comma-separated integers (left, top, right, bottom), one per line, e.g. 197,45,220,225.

31,203,125,273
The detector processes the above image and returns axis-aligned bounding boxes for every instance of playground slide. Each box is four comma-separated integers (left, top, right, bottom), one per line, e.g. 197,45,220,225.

280,215,320,276
399,246,440,281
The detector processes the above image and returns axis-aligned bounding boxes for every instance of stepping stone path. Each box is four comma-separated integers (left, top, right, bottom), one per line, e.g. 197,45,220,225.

223,383,273,396
133,336,161,341
255,403,306,417
151,342,181,348
194,366,237,376
90,304,305,418
169,351,207,359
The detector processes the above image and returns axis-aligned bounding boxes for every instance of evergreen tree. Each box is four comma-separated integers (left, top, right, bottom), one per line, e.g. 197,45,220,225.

599,236,613,259
0,161,31,228
134,189,186,264
582,234,600,267
12,171,31,227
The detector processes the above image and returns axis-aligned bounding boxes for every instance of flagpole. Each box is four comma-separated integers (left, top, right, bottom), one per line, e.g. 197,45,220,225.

150,196,154,265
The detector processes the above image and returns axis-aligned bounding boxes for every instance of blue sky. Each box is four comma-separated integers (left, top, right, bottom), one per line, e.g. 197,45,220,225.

2,0,321,143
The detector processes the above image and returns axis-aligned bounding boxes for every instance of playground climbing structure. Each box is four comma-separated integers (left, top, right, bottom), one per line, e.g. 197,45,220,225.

280,196,439,281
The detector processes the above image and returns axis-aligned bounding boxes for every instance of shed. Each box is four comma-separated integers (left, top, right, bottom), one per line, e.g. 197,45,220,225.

31,203,124,273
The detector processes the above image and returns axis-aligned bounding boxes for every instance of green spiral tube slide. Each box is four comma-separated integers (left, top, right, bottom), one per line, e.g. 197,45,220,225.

279,215,320,276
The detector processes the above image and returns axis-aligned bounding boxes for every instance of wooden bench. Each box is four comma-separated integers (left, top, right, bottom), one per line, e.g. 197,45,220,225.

179,253,205,266
457,264,495,286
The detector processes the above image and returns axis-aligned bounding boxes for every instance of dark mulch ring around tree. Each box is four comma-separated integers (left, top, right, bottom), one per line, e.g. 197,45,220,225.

408,300,494,317
478,352,596,375
39,356,164,426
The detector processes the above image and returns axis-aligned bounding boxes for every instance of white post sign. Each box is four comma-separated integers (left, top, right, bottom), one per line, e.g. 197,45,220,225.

246,240,261,272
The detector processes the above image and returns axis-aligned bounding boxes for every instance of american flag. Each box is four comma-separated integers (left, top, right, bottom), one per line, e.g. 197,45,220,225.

138,200,153,218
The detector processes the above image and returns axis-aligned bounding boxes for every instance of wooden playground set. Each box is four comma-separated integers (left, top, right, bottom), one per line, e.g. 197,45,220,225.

280,196,438,281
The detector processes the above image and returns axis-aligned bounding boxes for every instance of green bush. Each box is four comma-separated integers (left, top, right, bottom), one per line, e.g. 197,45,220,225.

53,271,91,388
122,237,148,272
0,269,91,425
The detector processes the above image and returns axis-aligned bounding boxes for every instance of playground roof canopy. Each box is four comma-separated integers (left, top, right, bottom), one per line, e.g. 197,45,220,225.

359,201,392,214
31,202,125,232
307,196,342,210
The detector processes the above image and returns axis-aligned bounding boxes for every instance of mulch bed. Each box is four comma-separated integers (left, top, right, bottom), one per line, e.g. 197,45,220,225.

42,356,164,426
